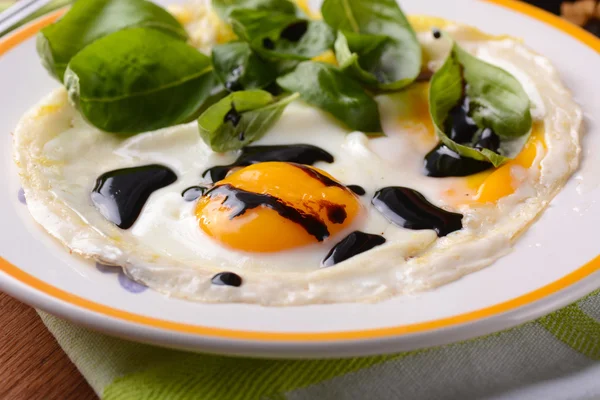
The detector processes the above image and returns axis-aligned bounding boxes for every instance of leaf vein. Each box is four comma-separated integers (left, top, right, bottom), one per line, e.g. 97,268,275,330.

79,66,214,103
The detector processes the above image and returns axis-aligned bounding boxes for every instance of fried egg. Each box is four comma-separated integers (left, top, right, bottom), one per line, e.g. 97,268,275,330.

13,8,582,305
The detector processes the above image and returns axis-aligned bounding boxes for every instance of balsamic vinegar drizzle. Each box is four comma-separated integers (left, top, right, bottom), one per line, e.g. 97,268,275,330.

474,128,500,152
444,96,480,144
372,187,463,237
91,165,177,229
203,144,334,182
262,38,275,50
322,231,386,267
205,184,330,241
280,20,308,42
424,144,492,177
426,77,501,178
182,186,207,202
211,272,243,287
224,105,242,126
225,66,244,92
290,163,344,189
347,185,366,196
325,203,347,224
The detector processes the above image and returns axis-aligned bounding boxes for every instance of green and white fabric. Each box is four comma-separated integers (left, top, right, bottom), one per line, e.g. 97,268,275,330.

38,290,600,400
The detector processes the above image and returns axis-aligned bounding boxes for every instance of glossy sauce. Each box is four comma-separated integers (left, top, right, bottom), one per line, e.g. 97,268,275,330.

425,94,502,177
424,144,492,177
372,187,463,237
91,165,177,229
347,185,366,196
211,272,243,287
204,144,334,182
291,163,344,189
224,106,242,126
324,202,347,224
280,20,308,42
262,38,275,49
204,184,330,241
182,186,207,201
474,128,501,152
444,96,479,144
224,67,244,92
322,231,386,267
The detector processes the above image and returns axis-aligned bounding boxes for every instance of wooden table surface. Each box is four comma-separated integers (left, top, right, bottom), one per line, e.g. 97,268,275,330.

0,292,96,400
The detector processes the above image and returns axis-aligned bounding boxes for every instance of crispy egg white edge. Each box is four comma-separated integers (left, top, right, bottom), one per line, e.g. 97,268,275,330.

13,21,582,306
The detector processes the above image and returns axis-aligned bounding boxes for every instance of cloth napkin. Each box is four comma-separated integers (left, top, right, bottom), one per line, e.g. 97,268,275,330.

38,289,600,400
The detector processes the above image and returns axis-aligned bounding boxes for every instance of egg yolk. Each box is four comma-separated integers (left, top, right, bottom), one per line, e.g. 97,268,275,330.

466,122,546,203
195,162,361,253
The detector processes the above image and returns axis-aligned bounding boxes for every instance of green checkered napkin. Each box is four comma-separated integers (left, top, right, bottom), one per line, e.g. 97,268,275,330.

38,289,600,400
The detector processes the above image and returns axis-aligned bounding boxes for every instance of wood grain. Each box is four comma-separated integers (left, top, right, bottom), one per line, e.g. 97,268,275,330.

0,292,97,400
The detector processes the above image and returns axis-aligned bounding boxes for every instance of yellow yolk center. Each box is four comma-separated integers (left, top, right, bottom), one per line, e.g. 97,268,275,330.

466,122,546,203
195,162,361,253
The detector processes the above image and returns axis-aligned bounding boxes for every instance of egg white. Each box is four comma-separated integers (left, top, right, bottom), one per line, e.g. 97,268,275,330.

13,11,582,305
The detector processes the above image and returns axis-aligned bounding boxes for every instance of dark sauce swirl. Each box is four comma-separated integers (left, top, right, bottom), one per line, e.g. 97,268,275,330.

444,96,479,144
203,144,334,182
372,187,463,237
474,128,501,153
424,144,492,177
322,231,386,267
425,90,502,177
290,163,344,189
204,184,330,241
280,20,308,42
211,272,243,287
182,186,207,201
224,105,242,126
347,185,366,196
91,165,177,229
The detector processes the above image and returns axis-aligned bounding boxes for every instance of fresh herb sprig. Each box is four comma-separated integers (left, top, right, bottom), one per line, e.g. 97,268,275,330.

429,34,532,166
37,0,533,161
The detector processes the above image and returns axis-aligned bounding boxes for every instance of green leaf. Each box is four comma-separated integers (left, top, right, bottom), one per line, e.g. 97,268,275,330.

456,45,533,139
334,31,387,85
212,0,296,19
198,90,299,152
37,0,187,80
269,20,335,60
429,40,532,167
230,10,334,61
229,9,298,42
212,42,277,91
277,61,383,134
321,0,421,90
65,28,215,134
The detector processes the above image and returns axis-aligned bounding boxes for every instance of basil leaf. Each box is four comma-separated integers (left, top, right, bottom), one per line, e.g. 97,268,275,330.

65,28,215,134
198,90,300,152
456,46,532,139
429,40,532,167
334,31,388,85
321,0,421,90
229,9,298,42
277,61,383,135
230,10,333,61
37,0,187,80
212,42,277,91
212,0,296,19
268,20,335,60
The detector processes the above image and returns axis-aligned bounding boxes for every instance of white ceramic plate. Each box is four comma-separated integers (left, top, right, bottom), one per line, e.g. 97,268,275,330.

1,0,599,358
